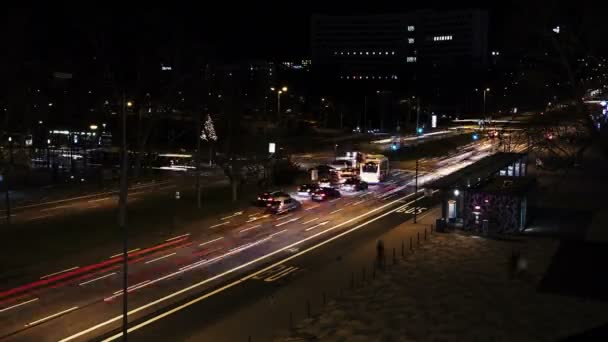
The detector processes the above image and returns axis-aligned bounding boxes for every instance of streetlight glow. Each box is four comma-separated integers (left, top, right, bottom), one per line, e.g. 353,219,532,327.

281,86,288,92
90,124,98,130
126,101,133,108
270,87,275,91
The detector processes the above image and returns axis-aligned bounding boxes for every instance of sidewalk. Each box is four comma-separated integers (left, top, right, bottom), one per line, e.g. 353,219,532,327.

280,228,608,341
180,206,442,342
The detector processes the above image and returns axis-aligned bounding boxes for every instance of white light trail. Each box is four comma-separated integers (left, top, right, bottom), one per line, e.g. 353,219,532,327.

0,298,39,313
199,237,223,246
40,266,79,279
165,233,190,242
209,222,230,229
78,273,117,286
26,306,78,327
145,253,177,264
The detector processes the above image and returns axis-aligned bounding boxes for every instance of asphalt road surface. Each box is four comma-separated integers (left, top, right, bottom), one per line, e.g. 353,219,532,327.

0,141,495,342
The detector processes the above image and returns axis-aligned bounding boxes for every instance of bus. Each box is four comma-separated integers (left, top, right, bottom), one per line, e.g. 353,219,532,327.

360,154,389,184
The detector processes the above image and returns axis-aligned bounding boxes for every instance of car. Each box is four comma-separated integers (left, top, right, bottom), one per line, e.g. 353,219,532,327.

297,184,320,197
255,191,290,206
311,187,341,202
267,196,301,214
341,178,368,192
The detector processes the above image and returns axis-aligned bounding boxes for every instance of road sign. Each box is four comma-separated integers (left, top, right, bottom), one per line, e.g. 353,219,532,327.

269,142,276,154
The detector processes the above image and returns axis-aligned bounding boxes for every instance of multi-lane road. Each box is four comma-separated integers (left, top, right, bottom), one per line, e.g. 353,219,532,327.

0,141,496,342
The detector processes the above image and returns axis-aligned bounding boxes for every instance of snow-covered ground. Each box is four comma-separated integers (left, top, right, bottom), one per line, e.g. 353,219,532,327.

278,234,608,341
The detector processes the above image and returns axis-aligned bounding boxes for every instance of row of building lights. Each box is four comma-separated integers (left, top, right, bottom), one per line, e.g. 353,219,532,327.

433,35,453,41
340,75,399,80
334,51,396,56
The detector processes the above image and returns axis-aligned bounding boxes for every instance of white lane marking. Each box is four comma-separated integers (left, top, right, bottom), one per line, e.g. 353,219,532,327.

352,199,366,206
305,204,320,211
269,229,287,238
305,220,330,232
209,222,230,229
240,224,261,233
145,253,177,264
109,248,140,259
199,237,224,246
165,233,190,242
88,197,111,203
41,204,73,212
275,217,301,227
62,192,420,342
40,266,79,279
329,208,343,214
24,214,52,221
301,217,318,225
78,273,117,286
221,211,243,220
264,266,299,282
26,306,79,327
343,202,353,207
329,198,341,203
0,298,39,313
275,213,293,221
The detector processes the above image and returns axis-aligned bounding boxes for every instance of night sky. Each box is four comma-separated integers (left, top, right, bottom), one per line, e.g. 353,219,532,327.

2,1,602,74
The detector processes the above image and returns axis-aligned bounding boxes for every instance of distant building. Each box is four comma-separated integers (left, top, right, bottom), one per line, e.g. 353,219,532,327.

311,9,488,88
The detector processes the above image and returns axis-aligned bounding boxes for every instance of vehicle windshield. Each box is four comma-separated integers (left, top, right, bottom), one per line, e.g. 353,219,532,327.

362,163,378,173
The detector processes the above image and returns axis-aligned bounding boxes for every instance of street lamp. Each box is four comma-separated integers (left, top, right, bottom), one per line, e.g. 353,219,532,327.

270,86,288,121
483,88,490,118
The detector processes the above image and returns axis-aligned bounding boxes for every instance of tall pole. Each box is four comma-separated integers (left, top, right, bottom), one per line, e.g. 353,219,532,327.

483,89,487,118
196,113,202,209
277,92,281,122
4,142,12,225
414,158,419,223
414,97,421,224
119,92,129,342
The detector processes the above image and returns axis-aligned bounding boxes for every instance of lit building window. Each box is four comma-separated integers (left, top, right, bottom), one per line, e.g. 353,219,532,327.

433,35,453,41
408,25,415,32
406,56,417,63
408,38,415,44
392,51,395,55
372,52,376,55
366,51,369,55
385,51,389,55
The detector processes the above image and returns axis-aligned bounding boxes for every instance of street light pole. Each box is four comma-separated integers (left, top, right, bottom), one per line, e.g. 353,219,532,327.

118,92,130,342
4,139,13,225
277,91,282,121
483,88,490,118
414,96,421,224
414,158,419,223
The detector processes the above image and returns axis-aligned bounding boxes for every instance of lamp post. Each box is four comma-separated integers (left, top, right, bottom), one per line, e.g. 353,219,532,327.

270,86,288,122
483,88,490,118
119,95,132,341
414,96,421,223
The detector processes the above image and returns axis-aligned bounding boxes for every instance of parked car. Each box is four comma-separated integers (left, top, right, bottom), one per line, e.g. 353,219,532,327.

255,191,290,207
267,196,301,214
340,177,368,192
311,187,341,202
297,184,320,197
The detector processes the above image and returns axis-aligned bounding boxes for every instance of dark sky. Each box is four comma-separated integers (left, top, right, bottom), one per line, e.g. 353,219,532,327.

4,0,601,71
10,1,500,62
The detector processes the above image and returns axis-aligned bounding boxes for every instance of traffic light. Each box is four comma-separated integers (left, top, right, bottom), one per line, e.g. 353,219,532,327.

417,127,423,135
472,133,479,141
391,143,398,150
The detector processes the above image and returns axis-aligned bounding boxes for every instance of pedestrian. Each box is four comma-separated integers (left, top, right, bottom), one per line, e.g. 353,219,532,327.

376,239,385,269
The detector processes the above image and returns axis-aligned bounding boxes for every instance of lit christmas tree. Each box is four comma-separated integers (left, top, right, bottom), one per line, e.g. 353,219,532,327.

200,114,217,141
